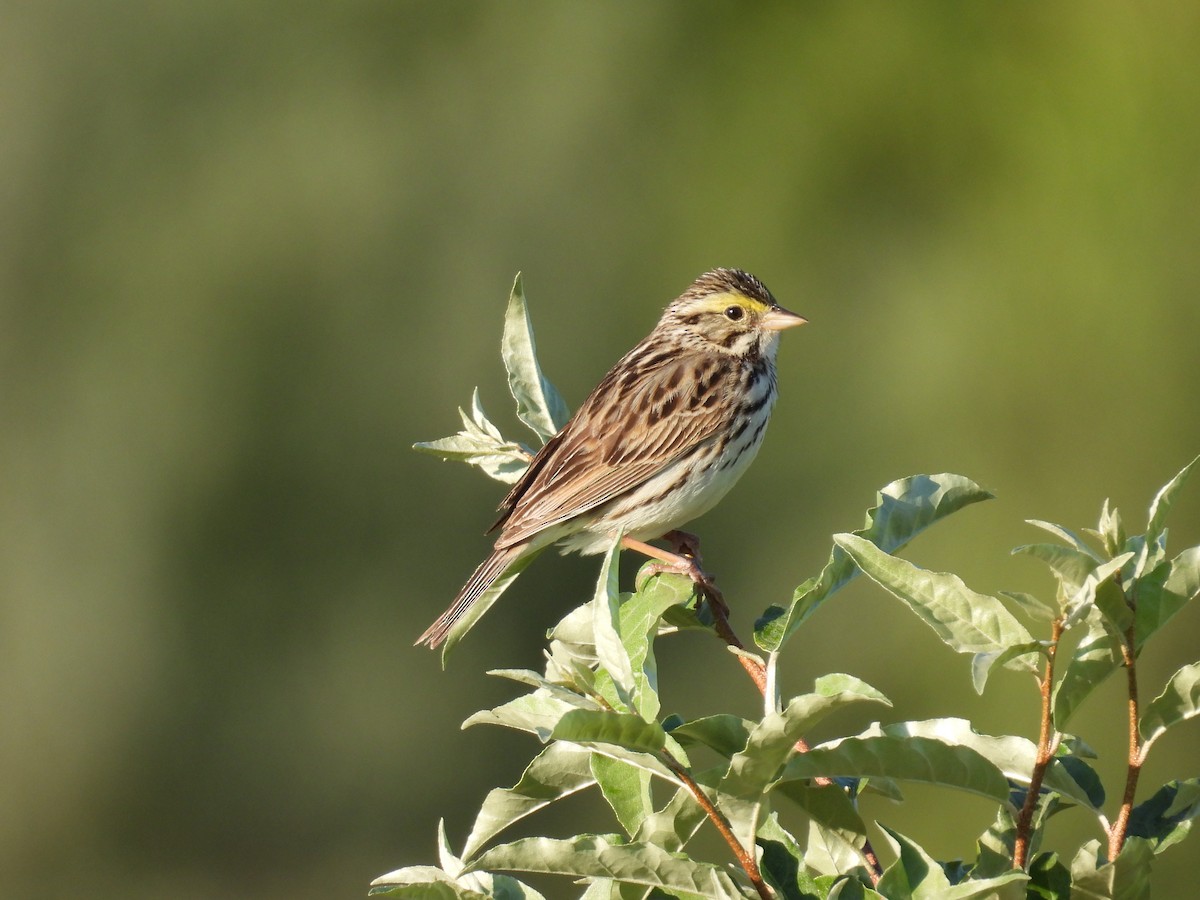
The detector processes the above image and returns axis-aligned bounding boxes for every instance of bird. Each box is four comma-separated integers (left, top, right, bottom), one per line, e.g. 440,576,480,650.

417,268,807,649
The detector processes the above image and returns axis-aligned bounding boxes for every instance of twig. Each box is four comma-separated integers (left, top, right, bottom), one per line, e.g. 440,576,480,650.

701,580,881,885
660,753,773,900
1108,614,1142,860
1013,616,1064,869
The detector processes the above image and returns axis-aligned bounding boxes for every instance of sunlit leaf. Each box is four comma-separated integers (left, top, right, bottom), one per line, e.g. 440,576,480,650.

1025,519,1104,561
502,273,571,443
468,834,745,898
1140,661,1200,749
414,388,534,484
999,590,1058,622
780,735,1009,803
550,709,667,755
971,641,1048,694
591,541,636,712
1134,547,1200,647
668,714,755,760
863,718,1102,809
834,533,1037,669
590,755,652,839
463,686,597,741
462,743,596,860
1096,499,1126,559
755,474,993,651
1026,851,1071,900
1012,542,1100,597
369,867,488,898
631,783,707,853
1145,454,1199,557
876,825,1027,899
1069,837,1154,899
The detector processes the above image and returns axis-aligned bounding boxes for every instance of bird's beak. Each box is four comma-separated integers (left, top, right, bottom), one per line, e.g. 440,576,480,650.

760,306,808,331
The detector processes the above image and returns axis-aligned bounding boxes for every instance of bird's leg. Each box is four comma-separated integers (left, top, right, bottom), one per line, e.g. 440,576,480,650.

620,534,729,618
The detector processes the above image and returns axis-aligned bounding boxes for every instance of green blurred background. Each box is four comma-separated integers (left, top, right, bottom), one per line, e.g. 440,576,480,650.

3,3,1199,897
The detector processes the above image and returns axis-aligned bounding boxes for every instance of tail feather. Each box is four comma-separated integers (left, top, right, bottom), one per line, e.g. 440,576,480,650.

416,544,527,649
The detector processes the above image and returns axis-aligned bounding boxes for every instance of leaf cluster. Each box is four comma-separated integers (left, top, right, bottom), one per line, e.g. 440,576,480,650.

385,277,1200,898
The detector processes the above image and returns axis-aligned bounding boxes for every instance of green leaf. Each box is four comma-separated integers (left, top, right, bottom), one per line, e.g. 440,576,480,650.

1069,837,1154,900
468,835,745,899
971,641,1048,694
833,533,1037,669
1026,851,1071,900
439,547,545,661
876,826,1027,899
999,590,1058,622
1025,519,1104,561
1096,499,1126,558
773,781,871,877
865,718,1102,809
668,714,755,759
462,743,596,860
718,676,890,847
414,388,534,484
1052,609,1125,729
1125,778,1200,853
551,709,667,755
591,755,653,838
464,686,598,741
631,783,707,853
502,273,571,444
757,813,828,900
780,735,1010,803
1140,661,1200,749
369,867,490,898
723,676,892,794
618,565,698,720
1145,454,1199,554
591,541,637,712
1011,542,1100,597
755,473,993,652
1134,547,1200,646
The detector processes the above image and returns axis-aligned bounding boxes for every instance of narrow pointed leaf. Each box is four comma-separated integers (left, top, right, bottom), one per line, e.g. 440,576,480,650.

468,835,744,898
834,533,1037,668
1140,661,1200,749
369,868,488,898
1052,609,1125,728
780,735,1009,802
1134,547,1200,646
464,686,597,741
591,755,653,838
999,590,1058,622
462,743,596,860
971,642,1048,694
1011,542,1099,596
756,474,993,651
1025,519,1104,561
550,709,667,755
631,784,707,853
502,273,571,443
1145,454,1199,550
591,541,636,711
865,718,1102,809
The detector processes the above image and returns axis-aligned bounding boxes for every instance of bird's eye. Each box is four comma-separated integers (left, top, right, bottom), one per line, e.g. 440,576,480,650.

723,305,744,321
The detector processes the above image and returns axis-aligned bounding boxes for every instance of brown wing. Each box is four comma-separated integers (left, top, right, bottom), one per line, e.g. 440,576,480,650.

491,345,739,549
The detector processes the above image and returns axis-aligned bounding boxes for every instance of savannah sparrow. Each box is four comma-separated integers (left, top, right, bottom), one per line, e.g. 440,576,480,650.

417,268,806,648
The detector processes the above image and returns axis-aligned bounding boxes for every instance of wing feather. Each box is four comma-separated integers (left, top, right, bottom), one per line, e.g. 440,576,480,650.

493,348,740,548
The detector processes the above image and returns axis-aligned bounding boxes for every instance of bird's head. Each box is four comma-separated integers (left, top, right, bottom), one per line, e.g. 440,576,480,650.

660,268,807,360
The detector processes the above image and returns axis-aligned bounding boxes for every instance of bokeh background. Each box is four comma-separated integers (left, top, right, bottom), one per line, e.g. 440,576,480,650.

3,3,1199,897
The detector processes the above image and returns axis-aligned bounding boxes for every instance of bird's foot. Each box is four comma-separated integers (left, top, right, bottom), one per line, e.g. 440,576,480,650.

622,534,729,619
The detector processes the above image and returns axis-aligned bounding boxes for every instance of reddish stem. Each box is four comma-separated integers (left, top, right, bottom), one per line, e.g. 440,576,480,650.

1013,617,1063,869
